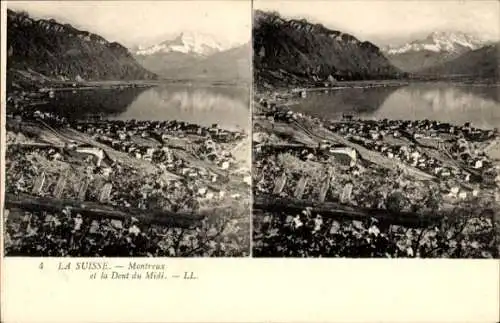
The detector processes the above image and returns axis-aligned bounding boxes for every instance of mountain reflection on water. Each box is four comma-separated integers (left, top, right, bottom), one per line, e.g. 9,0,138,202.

107,85,250,131
294,83,500,129
38,86,149,119
38,84,250,131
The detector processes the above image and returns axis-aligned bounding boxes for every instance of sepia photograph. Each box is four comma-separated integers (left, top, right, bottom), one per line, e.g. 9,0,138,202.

252,0,500,258
3,1,252,257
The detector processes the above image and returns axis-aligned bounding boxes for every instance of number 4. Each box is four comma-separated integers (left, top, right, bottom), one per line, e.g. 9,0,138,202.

39,262,44,270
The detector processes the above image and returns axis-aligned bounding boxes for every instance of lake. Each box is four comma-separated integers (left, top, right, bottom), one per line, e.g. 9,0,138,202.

39,84,251,132
293,82,500,130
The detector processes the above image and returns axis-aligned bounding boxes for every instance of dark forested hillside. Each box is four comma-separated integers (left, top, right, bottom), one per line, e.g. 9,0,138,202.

6,9,157,82
253,10,402,87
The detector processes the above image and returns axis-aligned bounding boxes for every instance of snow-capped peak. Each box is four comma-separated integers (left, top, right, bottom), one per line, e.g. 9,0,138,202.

385,31,487,55
135,31,227,56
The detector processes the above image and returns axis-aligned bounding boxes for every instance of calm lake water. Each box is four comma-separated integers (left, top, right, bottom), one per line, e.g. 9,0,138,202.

41,84,250,131
293,83,500,129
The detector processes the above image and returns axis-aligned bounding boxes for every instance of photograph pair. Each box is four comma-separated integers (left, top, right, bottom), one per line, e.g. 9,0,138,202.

2,0,499,259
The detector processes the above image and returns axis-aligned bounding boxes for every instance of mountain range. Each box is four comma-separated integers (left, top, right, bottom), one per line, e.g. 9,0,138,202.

162,43,251,82
132,32,250,82
6,8,498,88
6,9,156,84
134,31,229,56
252,10,403,87
251,11,498,85
382,31,494,73
418,42,499,79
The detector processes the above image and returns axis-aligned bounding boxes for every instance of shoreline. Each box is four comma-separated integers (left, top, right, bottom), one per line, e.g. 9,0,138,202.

8,68,250,93
260,79,500,92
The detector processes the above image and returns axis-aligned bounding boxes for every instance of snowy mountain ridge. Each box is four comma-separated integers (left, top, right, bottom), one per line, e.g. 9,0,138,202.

384,31,489,55
134,31,230,56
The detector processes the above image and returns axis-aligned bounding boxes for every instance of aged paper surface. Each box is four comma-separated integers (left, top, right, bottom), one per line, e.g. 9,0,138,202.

1,0,499,322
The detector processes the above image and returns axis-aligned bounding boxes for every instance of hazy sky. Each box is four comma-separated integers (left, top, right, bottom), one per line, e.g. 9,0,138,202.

255,0,500,46
7,1,251,48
